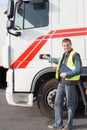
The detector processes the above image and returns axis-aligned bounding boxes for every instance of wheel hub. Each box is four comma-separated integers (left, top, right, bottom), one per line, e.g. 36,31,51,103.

47,89,57,109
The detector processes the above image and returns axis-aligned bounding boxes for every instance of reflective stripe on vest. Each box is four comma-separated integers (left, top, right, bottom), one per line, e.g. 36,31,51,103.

55,50,80,80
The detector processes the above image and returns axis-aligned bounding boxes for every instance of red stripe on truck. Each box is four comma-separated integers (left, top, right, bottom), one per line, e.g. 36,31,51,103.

10,27,87,68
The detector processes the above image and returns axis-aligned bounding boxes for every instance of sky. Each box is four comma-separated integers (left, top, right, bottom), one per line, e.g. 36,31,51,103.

0,0,8,7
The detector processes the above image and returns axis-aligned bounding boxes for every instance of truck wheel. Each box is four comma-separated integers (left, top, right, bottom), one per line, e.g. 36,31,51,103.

37,78,57,118
37,78,78,118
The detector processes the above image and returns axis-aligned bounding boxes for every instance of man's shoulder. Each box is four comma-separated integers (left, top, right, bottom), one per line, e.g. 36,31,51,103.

73,51,80,62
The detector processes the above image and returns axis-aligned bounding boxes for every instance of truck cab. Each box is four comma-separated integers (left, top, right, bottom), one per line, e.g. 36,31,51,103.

3,0,87,117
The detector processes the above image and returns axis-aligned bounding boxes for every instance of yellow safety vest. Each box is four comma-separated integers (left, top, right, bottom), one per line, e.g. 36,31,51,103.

55,50,80,81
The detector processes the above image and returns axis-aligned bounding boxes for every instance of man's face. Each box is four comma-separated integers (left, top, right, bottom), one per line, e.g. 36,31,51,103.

62,41,72,52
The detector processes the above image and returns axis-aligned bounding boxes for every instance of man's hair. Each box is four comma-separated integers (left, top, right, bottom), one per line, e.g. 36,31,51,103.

62,38,72,44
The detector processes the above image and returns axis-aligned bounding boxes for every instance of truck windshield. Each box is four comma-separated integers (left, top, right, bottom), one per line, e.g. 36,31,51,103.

14,0,49,29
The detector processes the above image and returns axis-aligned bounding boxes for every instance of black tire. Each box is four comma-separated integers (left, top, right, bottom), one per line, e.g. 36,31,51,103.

37,78,78,118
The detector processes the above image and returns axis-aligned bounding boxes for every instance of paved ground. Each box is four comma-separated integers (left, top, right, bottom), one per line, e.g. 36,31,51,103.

0,90,87,130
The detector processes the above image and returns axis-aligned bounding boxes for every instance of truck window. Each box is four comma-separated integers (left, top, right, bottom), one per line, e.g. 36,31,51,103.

14,0,49,30
14,2,24,29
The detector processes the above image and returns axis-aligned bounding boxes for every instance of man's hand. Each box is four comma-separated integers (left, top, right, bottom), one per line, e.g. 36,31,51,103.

42,54,49,59
60,73,67,79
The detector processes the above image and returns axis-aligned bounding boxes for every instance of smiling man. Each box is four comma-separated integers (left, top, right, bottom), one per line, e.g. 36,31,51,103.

43,38,82,130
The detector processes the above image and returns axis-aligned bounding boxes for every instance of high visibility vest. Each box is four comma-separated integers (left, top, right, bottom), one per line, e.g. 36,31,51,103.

55,50,80,81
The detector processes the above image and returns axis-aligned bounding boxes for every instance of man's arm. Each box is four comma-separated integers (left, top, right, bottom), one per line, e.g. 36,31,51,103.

42,54,59,64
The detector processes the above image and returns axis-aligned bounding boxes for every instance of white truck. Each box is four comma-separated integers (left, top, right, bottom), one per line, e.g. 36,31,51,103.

0,0,8,88
2,0,87,117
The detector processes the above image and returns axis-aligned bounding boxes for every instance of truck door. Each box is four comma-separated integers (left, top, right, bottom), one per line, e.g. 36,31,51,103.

9,0,52,92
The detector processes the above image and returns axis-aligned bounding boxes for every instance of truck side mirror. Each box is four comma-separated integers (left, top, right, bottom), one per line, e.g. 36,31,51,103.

6,20,14,30
7,0,14,18
7,20,21,37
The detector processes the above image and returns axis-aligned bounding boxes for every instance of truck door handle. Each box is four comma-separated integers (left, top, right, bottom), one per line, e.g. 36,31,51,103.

39,54,50,59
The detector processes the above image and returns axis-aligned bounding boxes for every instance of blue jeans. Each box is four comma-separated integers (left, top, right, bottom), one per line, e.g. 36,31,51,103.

55,83,75,129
